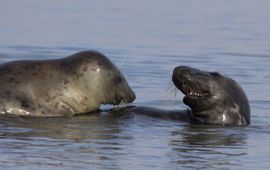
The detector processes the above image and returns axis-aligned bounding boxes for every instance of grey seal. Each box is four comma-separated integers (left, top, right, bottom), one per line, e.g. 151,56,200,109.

0,51,135,117
129,66,250,126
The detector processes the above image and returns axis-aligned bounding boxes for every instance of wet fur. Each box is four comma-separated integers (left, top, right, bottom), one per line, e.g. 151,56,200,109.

129,66,250,126
0,51,135,117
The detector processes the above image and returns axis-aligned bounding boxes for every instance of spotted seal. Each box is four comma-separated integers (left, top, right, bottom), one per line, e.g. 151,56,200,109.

0,51,135,117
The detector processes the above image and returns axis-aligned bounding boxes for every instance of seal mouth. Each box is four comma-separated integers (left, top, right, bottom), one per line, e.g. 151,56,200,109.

186,91,210,98
113,91,136,105
172,66,212,102
182,83,210,99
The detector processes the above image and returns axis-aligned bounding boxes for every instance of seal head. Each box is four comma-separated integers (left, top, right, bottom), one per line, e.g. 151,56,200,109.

61,51,136,106
172,66,250,126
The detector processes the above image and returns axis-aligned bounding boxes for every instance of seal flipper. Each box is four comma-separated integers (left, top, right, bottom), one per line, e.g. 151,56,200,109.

0,96,33,116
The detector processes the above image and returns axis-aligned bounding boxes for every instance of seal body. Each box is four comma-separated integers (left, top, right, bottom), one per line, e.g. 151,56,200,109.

128,66,250,126
0,51,135,117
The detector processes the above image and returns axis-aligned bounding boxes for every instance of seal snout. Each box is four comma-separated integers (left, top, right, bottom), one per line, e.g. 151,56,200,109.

172,66,193,82
173,66,192,75
172,66,211,100
172,66,194,90
115,90,136,105
126,90,136,103
131,90,136,101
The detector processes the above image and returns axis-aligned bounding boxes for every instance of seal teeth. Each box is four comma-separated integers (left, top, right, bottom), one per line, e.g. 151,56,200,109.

188,91,206,97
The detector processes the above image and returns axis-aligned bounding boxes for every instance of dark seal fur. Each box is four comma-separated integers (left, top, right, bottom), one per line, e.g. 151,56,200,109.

129,66,250,126
172,66,250,125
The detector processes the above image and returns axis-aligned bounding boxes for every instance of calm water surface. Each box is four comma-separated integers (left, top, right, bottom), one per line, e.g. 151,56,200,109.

1,0,270,169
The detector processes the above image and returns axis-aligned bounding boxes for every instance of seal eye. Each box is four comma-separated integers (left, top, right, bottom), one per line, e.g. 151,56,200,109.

210,72,221,78
114,77,122,84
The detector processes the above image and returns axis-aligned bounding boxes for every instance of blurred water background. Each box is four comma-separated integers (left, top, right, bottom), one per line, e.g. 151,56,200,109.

0,0,270,169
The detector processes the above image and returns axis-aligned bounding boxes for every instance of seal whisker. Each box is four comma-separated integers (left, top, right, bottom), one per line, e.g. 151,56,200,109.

196,79,210,88
119,55,128,69
115,99,129,110
163,81,178,107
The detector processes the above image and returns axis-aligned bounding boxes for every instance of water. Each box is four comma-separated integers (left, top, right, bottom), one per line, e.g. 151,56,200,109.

1,0,270,169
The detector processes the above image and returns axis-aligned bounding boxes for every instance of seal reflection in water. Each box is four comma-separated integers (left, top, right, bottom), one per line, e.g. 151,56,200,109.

131,66,250,126
0,51,135,117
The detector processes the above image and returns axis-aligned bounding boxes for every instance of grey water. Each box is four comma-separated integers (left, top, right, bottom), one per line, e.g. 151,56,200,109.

0,0,270,169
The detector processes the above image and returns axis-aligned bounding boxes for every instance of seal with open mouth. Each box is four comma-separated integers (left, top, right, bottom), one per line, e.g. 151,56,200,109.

172,66,250,125
129,66,250,126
